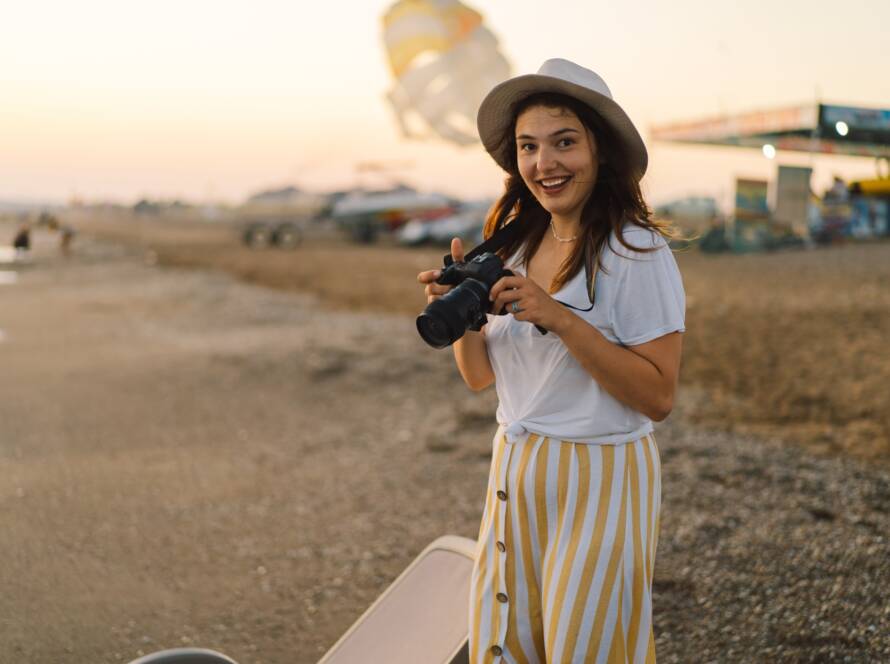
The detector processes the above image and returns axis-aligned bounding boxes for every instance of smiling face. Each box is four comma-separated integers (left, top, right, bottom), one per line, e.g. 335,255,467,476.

515,104,599,223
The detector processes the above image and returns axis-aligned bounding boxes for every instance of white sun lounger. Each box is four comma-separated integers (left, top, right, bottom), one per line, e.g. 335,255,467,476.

128,535,477,664
317,534,476,664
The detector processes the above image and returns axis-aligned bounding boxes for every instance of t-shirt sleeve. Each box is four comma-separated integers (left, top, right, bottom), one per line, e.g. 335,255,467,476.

607,230,686,346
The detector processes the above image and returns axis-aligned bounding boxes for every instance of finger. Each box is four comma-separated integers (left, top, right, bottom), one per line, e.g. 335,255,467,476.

417,269,442,283
492,289,522,315
451,237,465,263
426,283,452,297
490,276,523,299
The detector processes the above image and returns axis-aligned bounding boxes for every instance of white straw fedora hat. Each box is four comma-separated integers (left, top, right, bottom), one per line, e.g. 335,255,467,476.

476,58,648,180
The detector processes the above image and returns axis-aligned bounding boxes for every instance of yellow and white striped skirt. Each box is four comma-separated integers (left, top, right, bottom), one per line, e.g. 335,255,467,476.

468,430,661,664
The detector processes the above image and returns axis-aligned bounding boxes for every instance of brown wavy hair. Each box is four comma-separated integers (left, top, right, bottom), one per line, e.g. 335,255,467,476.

483,92,678,299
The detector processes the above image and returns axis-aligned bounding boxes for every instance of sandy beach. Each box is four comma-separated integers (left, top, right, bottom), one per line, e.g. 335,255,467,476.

1,222,888,663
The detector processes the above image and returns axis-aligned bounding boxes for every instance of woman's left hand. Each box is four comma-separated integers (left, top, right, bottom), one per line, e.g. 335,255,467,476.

490,275,572,335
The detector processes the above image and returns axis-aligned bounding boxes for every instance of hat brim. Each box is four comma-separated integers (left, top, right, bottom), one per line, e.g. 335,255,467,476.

476,73,648,179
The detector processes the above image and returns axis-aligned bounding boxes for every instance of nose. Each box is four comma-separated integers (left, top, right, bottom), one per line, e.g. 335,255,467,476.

536,144,559,174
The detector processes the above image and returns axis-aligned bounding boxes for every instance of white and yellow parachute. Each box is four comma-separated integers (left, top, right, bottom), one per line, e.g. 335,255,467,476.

382,0,511,146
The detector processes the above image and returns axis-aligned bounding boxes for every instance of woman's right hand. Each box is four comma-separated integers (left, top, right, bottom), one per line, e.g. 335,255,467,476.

419,237,493,388
417,238,465,304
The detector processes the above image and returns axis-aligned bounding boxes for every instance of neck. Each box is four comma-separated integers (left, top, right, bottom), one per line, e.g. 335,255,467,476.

550,213,581,240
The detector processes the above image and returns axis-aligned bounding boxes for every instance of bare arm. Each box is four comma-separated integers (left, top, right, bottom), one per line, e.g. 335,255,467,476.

451,329,495,391
490,275,683,420
418,238,495,392
556,313,682,421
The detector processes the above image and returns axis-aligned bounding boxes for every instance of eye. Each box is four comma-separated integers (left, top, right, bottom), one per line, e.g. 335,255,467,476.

518,142,536,153
557,137,575,148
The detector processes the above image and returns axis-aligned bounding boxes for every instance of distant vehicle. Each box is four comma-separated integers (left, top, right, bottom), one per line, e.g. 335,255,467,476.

655,196,720,228
241,186,330,219
397,208,487,246
397,219,432,246
331,185,457,243
699,218,806,254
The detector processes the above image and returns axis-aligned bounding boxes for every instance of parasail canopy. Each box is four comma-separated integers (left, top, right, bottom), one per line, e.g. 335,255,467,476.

382,0,511,146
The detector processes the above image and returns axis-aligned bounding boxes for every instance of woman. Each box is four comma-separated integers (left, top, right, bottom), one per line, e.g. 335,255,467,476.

418,59,685,664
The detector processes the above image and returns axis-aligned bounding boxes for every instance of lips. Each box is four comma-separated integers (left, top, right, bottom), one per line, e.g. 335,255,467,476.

538,175,572,194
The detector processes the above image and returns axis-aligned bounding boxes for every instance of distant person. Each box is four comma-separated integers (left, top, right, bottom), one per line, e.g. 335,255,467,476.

12,223,31,256
37,211,58,228
59,224,76,257
417,59,685,663
827,175,848,202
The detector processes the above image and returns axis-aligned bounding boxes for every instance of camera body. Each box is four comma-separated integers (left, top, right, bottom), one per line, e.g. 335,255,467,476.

435,252,513,330
416,252,513,348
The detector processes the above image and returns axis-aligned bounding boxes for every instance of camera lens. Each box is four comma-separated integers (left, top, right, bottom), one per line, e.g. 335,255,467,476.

416,308,462,349
416,279,489,348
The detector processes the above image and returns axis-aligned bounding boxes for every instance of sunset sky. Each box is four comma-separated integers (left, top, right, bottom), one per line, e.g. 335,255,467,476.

2,0,889,210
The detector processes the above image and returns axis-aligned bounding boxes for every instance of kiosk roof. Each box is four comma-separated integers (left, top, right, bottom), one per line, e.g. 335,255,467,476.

650,103,890,158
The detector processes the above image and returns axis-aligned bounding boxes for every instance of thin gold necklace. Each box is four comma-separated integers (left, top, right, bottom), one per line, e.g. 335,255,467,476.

550,219,578,243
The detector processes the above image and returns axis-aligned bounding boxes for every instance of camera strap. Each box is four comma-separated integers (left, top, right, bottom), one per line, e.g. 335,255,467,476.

442,216,596,312
441,211,523,268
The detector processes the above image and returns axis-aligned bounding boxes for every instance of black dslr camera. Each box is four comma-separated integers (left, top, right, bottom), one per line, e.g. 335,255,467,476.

416,252,546,348
416,252,511,348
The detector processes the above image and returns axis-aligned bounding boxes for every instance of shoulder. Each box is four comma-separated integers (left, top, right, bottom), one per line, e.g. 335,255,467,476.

603,221,669,262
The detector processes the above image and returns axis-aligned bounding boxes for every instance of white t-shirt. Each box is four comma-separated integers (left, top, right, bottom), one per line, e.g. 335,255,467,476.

483,223,686,445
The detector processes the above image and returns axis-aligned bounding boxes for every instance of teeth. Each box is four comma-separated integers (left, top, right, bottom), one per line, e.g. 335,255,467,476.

541,177,570,187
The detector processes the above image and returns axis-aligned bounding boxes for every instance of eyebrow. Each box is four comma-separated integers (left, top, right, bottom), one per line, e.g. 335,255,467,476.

516,127,580,140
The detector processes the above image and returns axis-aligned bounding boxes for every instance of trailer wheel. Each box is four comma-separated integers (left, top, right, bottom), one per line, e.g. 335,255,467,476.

242,223,272,248
272,223,302,249
351,219,378,244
